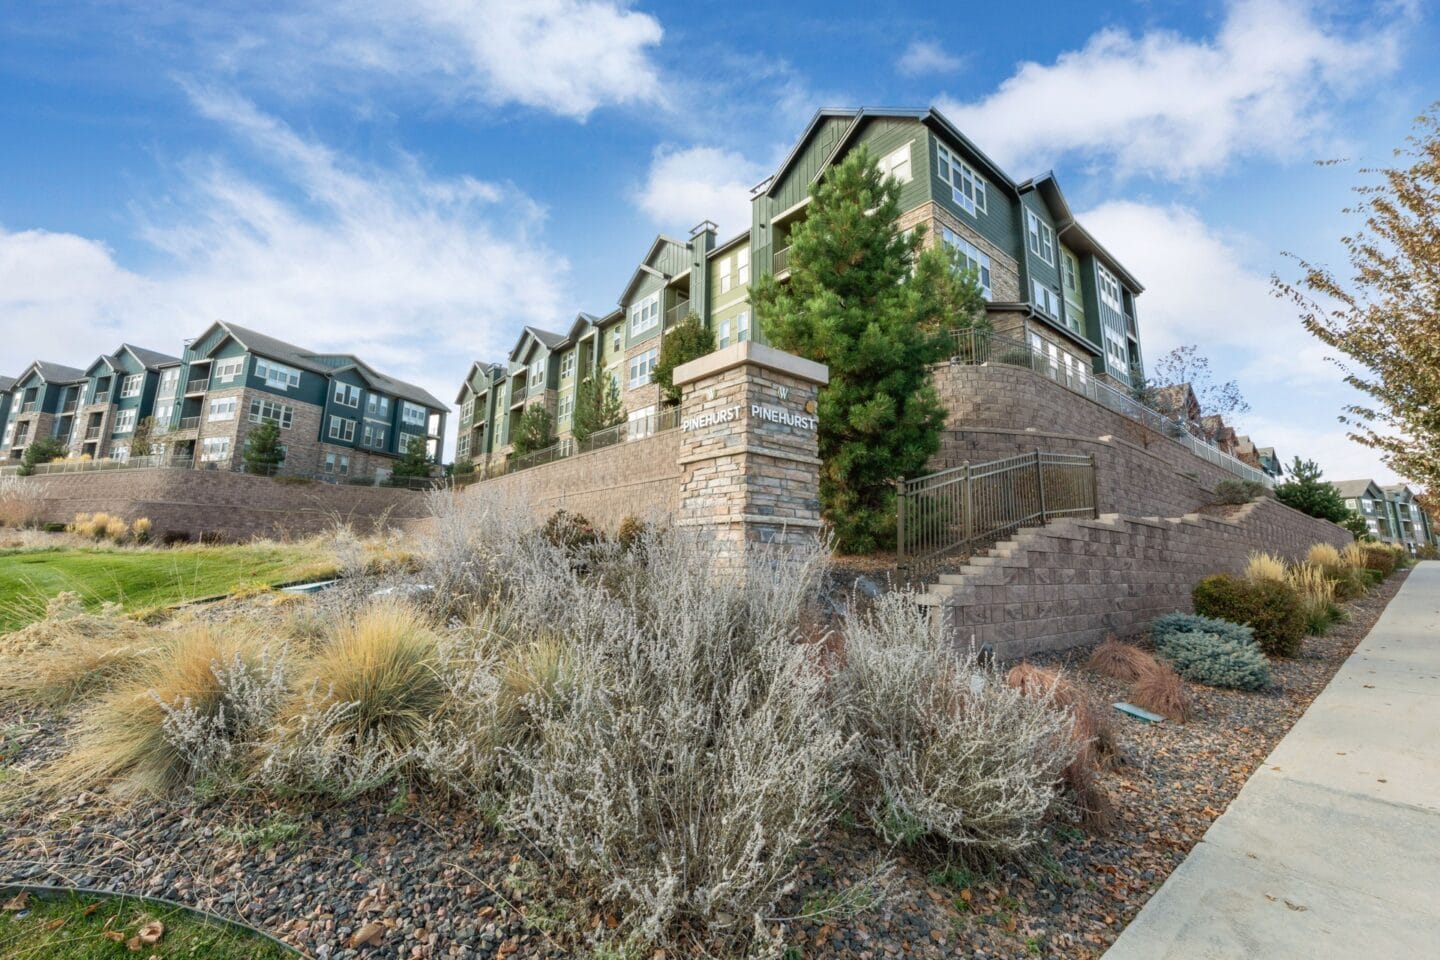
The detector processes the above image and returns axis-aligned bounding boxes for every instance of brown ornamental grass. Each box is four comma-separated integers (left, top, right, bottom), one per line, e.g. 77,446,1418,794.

1129,662,1194,723
1084,637,1156,683
1005,662,1117,832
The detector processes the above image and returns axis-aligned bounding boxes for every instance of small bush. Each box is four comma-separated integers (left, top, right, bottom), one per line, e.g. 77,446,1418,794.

1213,478,1267,504
1339,542,1367,570
1151,611,1256,647
616,515,649,552
132,517,153,543
1361,546,1396,578
1192,574,1306,657
1306,543,1343,568
1153,630,1272,691
0,597,153,706
1287,563,1338,635
1004,663,1116,831
1085,637,1156,683
104,517,130,543
1244,551,1287,583
541,509,600,553
1129,662,1194,722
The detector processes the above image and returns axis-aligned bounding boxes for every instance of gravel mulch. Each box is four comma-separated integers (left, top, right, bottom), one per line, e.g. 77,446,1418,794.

0,568,1411,959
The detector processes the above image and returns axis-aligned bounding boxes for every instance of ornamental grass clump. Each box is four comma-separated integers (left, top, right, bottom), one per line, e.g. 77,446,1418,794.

1306,542,1343,569
0,595,158,706
1085,637,1155,683
1287,563,1339,635
1004,662,1117,831
1244,551,1288,583
1192,573,1306,657
1130,662,1194,722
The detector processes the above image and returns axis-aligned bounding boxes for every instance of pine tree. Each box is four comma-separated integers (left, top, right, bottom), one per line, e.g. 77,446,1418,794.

18,437,67,476
241,420,285,476
753,145,987,552
652,314,715,405
572,374,625,443
130,417,154,458
512,405,555,456
1274,457,1349,522
391,436,433,479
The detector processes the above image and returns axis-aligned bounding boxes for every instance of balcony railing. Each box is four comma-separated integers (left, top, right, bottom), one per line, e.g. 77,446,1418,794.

489,405,683,478
948,328,1274,488
773,245,791,275
93,391,110,405
84,426,102,440
177,416,201,431
185,379,209,394
666,298,691,328
20,402,38,414
62,399,77,412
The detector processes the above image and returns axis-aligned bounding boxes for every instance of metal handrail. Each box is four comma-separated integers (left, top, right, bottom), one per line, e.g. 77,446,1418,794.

948,328,1273,488
490,405,682,477
666,299,691,327
93,391,110,404
177,416,200,430
897,449,1098,574
773,245,791,274
185,379,209,394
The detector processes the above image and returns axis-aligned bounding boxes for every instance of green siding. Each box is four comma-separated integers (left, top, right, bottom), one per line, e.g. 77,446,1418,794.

1019,193,1061,294
623,273,666,348
927,130,1018,260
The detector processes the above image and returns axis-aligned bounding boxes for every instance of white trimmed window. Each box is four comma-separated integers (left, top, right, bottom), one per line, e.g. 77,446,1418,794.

156,368,179,400
328,416,356,442
1104,327,1129,375
214,358,245,382
114,409,137,434
255,359,300,390
400,401,426,427
611,328,622,352
398,431,422,452
119,374,143,398
207,397,237,422
876,142,913,184
736,248,750,284
1062,249,1082,297
719,256,732,294
365,394,390,419
627,404,656,440
559,351,575,380
112,443,130,462
248,398,293,429
362,422,387,449
558,392,574,422
333,383,361,407
201,436,231,462
941,226,993,300
1026,211,1055,266
528,358,545,386
628,292,660,337
1032,280,1061,320
628,347,659,389
936,142,986,215
1098,266,1122,311
323,452,350,476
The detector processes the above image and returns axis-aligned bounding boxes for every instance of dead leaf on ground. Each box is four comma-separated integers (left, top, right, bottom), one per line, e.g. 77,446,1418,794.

44,917,67,931
349,921,386,948
103,930,125,942
2,892,28,911
138,919,164,944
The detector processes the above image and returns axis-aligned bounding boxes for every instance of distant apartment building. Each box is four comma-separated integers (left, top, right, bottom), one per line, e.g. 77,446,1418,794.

1,322,447,482
458,106,1150,468
1333,479,1437,553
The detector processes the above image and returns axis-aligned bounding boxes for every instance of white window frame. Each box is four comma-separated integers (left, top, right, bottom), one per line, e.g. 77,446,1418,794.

1026,210,1055,266
718,319,732,348
200,436,231,462
398,430,422,452
362,422,387,449
248,398,294,429
941,226,993,301
737,310,751,342
719,256,732,294
401,401,426,427
936,142,986,216
628,292,660,337
112,442,130,462
365,394,390,419
559,351,575,381
113,409,138,434
333,382,361,408
328,416,356,442
206,397,237,422
214,358,245,382
119,374,143,398
255,358,300,390
557,392,574,422
1098,266,1123,311
876,141,913,184
1032,280,1061,320
1062,249,1082,297
627,404,657,441
628,347,659,389
736,248,750,285
527,358,545,386
156,368,180,400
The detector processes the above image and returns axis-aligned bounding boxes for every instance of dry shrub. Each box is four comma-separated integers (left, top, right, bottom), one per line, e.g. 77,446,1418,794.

1287,563,1339,635
132,517,152,542
0,595,158,706
1085,637,1156,683
1129,662,1193,723
104,517,130,542
0,475,39,528
1340,542,1368,570
1307,542,1342,568
1244,551,1288,583
1005,663,1116,832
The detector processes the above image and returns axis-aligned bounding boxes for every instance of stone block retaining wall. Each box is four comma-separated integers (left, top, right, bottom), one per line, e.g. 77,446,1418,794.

924,498,1353,660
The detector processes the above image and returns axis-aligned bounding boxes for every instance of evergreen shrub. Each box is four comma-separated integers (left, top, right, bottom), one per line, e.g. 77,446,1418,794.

1192,574,1306,657
1153,630,1273,691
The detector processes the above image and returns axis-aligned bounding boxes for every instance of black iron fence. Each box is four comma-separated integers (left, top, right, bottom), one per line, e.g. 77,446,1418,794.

897,450,1097,575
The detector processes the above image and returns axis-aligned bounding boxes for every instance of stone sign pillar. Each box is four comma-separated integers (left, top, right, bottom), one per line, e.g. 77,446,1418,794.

671,341,829,565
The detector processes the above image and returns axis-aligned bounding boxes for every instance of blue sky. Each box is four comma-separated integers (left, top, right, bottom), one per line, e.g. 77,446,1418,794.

0,0,1434,481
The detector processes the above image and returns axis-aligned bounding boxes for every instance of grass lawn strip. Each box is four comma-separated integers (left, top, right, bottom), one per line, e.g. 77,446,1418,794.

0,544,337,632
0,889,294,959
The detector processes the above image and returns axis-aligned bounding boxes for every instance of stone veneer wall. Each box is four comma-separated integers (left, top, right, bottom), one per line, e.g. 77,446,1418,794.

932,363,1242,518
20,468,428,542
925,497,1354,660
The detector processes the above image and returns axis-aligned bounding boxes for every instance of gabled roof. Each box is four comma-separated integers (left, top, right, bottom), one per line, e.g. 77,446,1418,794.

1023,172,1145,293
14,360,89,385
0,376,15,393
325,358,448,411
1333,479,1385,499
567,312,600,342
1381,484,1417,500
121,343,181,370
508,326,567,365
454,361,505,404
617,235,688,306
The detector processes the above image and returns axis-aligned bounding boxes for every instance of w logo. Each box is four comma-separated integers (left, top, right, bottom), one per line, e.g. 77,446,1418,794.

777,386,790,400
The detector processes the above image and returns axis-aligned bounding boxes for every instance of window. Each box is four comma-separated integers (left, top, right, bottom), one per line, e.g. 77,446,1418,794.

736,311,751,342
736,248,750,285
248,398,294,429
936,142,986,215
362,422,387,449
157,368,179,400
328,416,356,442
255,359,300,389
201,436,231,462
719,320,732,348
398,431,422,452
1104,327,1129,374
719,256,732,294
941,226,993,300
628,347,658,389
559,351,575,380
114,409,137,434
1032,280,1061,319
1026,211,1055,266
558,392,574,422
876,142,913,184
112,443,129,462
365,394,390,419
401,401,427,427
214,358,245,382
119,374,143,398
1062,249,1082,296
323,452,350,476
1098,266,1122,311
629,292,660,337
528,358,545,386
207,397,237,422
333,382,361,408
627,404,656,440
611,328,622,353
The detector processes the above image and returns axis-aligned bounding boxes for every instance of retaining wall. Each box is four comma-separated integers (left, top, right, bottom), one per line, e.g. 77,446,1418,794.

924,498,1354,660
17,468,428,541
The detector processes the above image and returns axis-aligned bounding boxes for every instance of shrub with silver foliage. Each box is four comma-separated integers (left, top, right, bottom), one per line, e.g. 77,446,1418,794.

836,593,1076,861
154,649,290,782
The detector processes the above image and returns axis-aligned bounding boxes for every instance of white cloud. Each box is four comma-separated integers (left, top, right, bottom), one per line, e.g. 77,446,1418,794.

0,90,570,455
634,145,767,239
189,0,666,120
940,0,1402,178
1239,415,1402,485
896,40,964,77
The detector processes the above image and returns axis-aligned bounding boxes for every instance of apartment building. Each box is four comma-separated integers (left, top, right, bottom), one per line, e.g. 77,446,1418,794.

0,377,14,442
457,106,1148,469
1334,479,1437,553
2,322,447,481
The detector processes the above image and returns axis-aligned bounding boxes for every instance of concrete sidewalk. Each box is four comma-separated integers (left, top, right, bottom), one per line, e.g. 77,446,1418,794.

1104,561,1440,959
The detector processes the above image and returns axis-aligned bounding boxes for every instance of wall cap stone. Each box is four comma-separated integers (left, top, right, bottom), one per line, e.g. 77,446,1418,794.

673,341,829,388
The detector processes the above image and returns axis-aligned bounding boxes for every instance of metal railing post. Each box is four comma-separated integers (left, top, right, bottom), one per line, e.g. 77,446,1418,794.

895,477,907,568
962,461,973,545
1034,449,1047,521
1089,453,1099,518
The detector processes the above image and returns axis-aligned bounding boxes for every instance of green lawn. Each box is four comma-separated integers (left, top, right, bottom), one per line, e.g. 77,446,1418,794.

0,544,338,633
0,890,295,959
